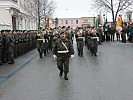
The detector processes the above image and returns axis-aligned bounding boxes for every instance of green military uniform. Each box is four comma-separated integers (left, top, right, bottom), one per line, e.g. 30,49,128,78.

1,30,9,63
97,27,103,45
0,31,3,65
53,35,74,80
7,31,15,64
76,31,84,57
36,27,44,58
90,37,98,56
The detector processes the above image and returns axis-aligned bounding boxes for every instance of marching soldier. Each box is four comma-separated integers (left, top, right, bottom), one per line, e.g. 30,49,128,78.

36,26,44,58
1,30,9,63
43,29,50,55
76,29,84,57
65,28,71,40
7,30,15,64
53,32,74,80
48,28,54,51
90,28,99,56
97,25,103,45
0,31,3,65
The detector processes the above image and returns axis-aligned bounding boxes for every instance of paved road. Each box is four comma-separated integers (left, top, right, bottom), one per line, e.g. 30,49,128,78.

0,41,133,100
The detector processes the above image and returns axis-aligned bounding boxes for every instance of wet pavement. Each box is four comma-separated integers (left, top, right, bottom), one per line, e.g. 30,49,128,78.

0,41,133,100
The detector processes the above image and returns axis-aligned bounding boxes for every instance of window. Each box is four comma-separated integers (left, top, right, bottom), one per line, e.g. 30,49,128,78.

83,19,88,23
66,20,68,24
71,20,73,24
76,20,78,24
62,20,64,24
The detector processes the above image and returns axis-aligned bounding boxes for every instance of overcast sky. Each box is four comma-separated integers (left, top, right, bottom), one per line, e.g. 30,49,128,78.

53,0,113,21
53,0,96,18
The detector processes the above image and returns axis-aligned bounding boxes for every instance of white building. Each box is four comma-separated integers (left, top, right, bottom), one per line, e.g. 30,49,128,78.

126,11,133,22
0,0,37,30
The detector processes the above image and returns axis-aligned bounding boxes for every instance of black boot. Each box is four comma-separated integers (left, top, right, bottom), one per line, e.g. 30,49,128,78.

39,53,42,58
64,74,68,80
59,70,63,77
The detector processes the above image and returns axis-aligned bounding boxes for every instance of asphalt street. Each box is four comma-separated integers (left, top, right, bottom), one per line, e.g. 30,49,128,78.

0,41,133,100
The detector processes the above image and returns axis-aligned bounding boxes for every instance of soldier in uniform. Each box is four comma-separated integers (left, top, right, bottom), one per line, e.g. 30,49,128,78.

7,30,15,64
43,29,49,55
110,26,115,41
0,30,3,65
76,29,84,57
97,25,103,45
90,28,99,56
1,30,9,63
65,28,71,40
36,26,44,58
48,28,54,51
53,32,74,80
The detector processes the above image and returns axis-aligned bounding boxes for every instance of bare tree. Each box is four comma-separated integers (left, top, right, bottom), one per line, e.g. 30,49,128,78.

24,0,56,28
92,0,133,26
40,0,56,27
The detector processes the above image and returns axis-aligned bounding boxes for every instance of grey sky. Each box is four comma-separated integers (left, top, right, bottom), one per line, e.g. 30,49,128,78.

53,0,113,21
54,0,95,18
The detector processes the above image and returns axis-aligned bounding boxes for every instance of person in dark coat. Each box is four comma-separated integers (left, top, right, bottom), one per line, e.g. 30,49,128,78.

121,22,128,43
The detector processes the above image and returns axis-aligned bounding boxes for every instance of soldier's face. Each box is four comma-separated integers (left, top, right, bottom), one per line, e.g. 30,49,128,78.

60,34,66,39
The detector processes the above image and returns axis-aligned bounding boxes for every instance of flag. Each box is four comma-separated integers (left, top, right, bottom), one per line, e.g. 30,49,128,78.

116,15,123,33
105,17,108,31
93,17,96,27
97,14,103,28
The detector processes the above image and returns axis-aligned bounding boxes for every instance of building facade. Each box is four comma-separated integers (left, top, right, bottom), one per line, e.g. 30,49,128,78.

0,0,37,30
50,17,94,29
81,17,94,27
126,11,133,22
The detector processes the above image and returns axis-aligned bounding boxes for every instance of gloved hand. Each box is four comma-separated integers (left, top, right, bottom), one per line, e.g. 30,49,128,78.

53,55,57,60
71,55,74,58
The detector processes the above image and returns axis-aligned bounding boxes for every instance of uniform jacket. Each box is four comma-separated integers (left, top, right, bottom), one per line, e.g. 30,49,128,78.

53,38,74,58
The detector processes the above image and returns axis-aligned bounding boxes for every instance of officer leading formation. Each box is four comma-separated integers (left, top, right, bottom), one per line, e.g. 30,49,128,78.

53,30,74,80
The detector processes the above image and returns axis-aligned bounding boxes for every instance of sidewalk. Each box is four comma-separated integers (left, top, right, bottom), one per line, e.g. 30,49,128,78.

0,49,38,85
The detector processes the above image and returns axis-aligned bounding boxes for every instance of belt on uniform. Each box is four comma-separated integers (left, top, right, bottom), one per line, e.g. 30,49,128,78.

90,37,99,41
58,51,69,53
37,39,45,43
78,37,83,39
37,39,43,40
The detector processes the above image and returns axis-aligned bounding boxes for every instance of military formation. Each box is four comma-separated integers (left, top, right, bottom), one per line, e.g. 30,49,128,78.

0,21,132,80
0,30,37,65
36,25,101,80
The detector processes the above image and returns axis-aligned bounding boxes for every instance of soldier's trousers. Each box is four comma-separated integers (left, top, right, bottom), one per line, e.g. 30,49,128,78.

121,33,126,43
2,47,8,63
116,34,121,41
8,46,14,62
36,42,44,57
111,34,115,41
77,40,84,56
0,48,2,64
57,57,70,74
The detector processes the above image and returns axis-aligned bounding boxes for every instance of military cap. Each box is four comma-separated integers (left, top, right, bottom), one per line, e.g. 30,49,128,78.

1,30,5,33
62,26,66,29
60,31,65,35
